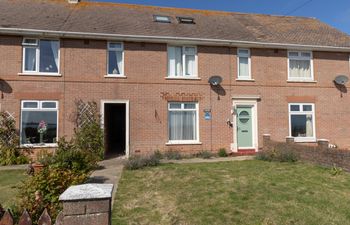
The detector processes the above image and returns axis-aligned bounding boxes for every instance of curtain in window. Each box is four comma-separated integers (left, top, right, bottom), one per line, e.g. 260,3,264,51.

306,114,313,137
185,55,195,76
169,111,196,140
289,60,311,78
50,41,59,70
239,57,249,77
168,46,182,76
24,48,36,71
108,50,122,74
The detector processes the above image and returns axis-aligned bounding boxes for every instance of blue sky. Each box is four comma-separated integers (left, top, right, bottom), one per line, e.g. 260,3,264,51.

97,0,350,34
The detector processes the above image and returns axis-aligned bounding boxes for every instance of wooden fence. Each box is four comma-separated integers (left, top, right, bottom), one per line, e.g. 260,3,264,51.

0,209,62,225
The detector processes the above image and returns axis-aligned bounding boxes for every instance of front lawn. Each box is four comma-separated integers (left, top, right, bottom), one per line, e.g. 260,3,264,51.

0,170,27,208
113,160,350,225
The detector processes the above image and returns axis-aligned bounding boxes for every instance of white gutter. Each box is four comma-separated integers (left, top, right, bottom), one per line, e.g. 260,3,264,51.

1,27,350,52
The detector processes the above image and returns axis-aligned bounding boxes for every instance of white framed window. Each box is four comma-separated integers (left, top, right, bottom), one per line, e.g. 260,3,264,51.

22,38,60,74
288,103,316,142
168,102,199,143
237,48,251,79
168,46,197,78
20,100,58,146
107,42,124,76
288,51,313,81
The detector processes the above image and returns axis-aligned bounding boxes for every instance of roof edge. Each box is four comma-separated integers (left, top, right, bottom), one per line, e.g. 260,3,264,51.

1,27,349,52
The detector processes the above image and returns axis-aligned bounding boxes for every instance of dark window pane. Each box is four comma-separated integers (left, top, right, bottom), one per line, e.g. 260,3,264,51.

291,115,306,137
303,105,312,111
23,102,38,108
42,102,56,109
21,111,57,144
290,105,300,111
39,40,59,73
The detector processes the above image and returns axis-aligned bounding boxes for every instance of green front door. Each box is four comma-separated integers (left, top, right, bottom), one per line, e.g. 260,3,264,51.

236,106,253,148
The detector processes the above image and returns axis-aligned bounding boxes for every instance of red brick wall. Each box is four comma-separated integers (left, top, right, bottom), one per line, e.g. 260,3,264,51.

0,35,349,156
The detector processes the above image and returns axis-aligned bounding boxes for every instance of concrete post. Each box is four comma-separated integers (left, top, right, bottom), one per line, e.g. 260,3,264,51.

317,139,329,149
286,136,295,144
262,134,271,151
59,184,114,225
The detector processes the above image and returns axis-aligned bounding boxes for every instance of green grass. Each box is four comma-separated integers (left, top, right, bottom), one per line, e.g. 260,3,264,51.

0,170,27,208
112,160,350,225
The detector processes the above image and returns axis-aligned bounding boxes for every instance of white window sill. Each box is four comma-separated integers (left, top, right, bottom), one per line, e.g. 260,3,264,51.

165,77,201,80
236,78,255,82
104,75,127,78
166,141,202,145
20,144,58,148
287,80,317,83
18,73,62,77
293,138,317,143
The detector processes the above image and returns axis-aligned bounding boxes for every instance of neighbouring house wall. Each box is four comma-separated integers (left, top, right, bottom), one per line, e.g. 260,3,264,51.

0,35,349,156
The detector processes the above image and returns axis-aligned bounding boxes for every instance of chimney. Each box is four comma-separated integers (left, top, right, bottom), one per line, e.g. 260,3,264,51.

68,0,80,4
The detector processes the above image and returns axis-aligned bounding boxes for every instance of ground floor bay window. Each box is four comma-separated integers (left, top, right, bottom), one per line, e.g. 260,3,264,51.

21,100,58,146
289,103,315,142
168,102,199,144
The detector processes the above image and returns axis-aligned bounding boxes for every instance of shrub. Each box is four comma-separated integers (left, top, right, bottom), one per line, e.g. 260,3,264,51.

73,100,104,161
256,144,299,162
153,150,163,160
125,154,160,170
196,151,213,159
17,167,88,224
163,150,182,160
330,164,343,176
0,112,28,165
218,148,228,157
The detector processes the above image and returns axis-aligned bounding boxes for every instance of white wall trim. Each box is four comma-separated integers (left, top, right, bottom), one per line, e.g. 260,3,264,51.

100,100,130,158
232,99,258,152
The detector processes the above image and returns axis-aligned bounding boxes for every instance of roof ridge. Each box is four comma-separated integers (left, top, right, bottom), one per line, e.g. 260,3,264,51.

80,0,317,20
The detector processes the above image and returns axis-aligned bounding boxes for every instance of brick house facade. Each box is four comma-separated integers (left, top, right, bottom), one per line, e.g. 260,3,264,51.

0,0,349,157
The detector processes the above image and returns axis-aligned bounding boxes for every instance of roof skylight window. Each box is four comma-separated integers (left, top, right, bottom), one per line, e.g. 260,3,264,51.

177,17,195,24
153,15,171,23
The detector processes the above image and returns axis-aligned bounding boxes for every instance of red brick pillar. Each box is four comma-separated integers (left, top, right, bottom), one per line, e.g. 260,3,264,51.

59,184,114,225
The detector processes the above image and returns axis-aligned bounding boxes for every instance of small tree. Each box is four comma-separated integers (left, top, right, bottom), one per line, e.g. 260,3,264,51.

0,111,28,165
73,100,104,160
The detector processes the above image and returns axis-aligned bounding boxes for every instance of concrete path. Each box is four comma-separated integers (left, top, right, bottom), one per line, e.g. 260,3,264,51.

161,155,255,164
0,164,28,171
87,156,126,204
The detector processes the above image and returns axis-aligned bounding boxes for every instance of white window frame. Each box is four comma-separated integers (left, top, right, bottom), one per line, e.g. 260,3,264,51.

22,38,60,75
167,45,198,78
20,100,59,147
106,42,125,77
237,48,251,80
287,50,314,82
167,102,200,145
288,103,316,142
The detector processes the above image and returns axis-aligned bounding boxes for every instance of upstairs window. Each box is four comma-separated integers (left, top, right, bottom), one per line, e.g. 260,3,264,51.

22,38,59,74
288,51,313,81
107,42,124,76
237,48,251,79
168,46,197,77
21,100,58,145
289,103,316,142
